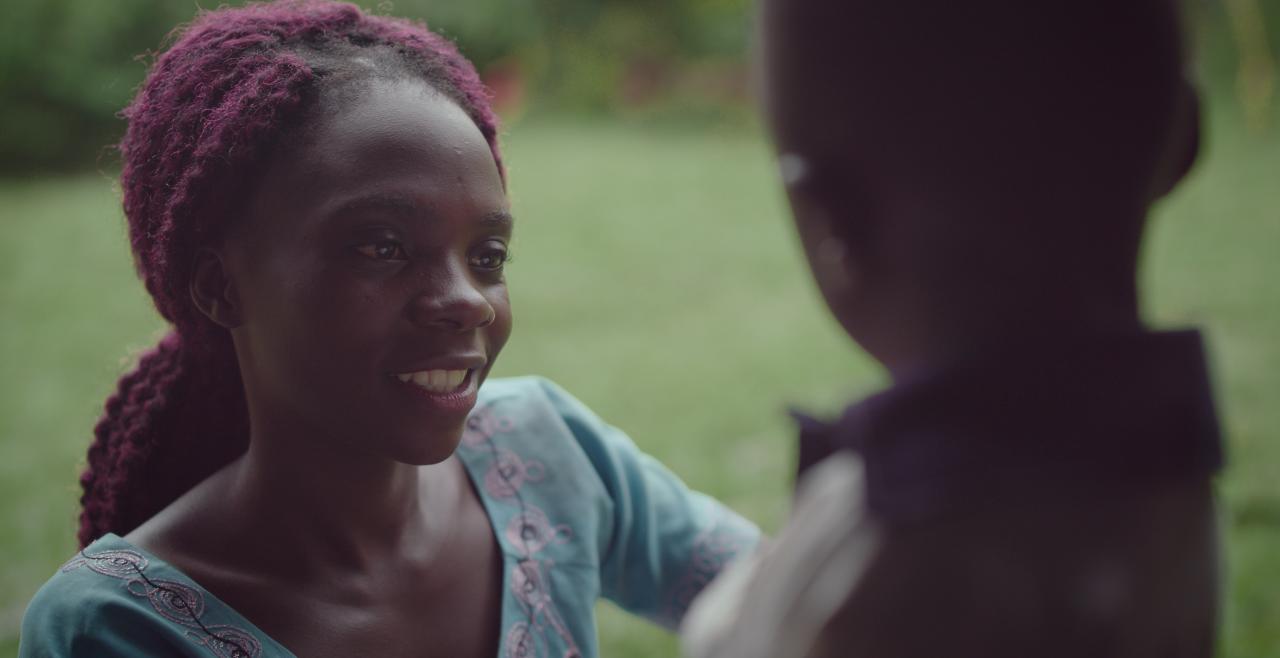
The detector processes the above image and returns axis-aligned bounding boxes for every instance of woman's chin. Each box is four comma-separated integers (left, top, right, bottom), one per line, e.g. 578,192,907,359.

388,427,465,466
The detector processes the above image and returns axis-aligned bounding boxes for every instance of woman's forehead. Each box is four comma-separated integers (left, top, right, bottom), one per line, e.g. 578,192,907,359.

304,79,495,180
252,78,505,223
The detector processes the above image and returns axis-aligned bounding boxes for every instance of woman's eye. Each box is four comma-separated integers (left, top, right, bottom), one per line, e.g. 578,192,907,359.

353,240,408,261
470,243,511,271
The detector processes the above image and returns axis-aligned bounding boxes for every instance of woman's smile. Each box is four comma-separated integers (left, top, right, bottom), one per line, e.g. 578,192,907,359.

394,368,470,392
387,350,489,414
389,367,481,415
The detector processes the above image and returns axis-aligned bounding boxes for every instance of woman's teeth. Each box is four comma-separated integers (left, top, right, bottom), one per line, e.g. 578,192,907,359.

395,369,468,393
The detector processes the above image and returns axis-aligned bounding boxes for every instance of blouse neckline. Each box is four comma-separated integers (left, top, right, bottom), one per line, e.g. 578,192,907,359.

91,448,514,658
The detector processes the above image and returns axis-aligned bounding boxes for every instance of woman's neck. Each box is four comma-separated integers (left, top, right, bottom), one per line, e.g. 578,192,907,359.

218,414,465,579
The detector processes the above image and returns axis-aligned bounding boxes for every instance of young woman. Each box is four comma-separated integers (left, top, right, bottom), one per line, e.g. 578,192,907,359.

19,2,758,656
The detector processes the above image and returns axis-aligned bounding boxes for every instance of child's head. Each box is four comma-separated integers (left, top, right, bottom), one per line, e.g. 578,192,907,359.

758,0,1199,369
81,0,507,547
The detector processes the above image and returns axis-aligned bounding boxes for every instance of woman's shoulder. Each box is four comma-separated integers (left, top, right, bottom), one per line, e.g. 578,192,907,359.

474,374,572,409
20,537,271,657
20,539,184,656
472,376,762,627
466,376,612,490
471,376,602,450
25,540,150,621
469,376,642,480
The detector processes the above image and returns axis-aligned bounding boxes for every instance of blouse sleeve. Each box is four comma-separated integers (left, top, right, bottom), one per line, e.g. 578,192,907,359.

534,378,762,628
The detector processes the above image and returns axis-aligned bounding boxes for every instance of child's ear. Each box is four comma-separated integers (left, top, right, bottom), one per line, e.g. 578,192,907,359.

1153,80,1202,200
189,248,244,329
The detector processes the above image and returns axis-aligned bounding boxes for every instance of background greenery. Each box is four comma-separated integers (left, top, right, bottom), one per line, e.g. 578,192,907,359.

1,0,1278,656
0,0,756,172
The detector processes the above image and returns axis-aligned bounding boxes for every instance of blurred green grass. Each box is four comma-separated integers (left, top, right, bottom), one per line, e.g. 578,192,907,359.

1,110,1277,656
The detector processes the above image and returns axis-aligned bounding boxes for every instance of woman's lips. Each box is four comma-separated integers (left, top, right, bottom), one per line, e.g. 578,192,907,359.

394,368,468,393
389,368,480,413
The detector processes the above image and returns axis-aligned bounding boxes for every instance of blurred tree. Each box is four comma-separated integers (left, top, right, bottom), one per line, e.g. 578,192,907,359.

0,0,192,172
1224,0,1276,130
0,0,755,171
0,0,1273,173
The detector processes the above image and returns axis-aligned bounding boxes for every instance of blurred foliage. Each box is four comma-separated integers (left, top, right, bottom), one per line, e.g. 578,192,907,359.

0,0,752,172
0,0,194,171
0,0,1276,173
1220,0,1277,129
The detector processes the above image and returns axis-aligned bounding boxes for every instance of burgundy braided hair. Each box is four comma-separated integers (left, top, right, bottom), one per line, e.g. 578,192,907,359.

79,0,503,547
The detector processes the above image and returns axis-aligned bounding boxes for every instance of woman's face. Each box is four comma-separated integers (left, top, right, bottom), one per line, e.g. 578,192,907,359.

221,78,512,465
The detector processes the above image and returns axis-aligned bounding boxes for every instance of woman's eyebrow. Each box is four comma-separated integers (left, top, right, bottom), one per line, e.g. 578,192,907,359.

482,210,515,230
329,192,420,218
327,195,512,229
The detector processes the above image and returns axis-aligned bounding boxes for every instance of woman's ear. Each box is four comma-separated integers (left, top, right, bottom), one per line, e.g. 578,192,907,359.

190,248,244,329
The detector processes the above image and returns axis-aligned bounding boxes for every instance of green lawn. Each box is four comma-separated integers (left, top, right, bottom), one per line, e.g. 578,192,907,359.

1,109,1277,656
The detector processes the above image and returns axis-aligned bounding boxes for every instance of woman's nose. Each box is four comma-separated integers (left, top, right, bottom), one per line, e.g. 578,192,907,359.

405,270,495,332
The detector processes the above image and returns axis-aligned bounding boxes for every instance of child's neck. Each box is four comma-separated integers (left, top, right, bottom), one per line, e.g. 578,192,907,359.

864,272,1143,380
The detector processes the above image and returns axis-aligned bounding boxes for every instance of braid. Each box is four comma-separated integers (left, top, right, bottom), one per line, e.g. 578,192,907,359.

80,0,503,547
80,333,189,546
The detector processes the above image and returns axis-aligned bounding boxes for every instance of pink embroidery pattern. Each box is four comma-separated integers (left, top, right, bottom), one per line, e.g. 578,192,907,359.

505,506,573,555
486,448,548,499
463,401,585,658
462,406,516,447
62,548,263,658
62,549,147,578
508,559,583,658
661,514,758,626
191,625,264,658
125,578,207,625
504,621,542,657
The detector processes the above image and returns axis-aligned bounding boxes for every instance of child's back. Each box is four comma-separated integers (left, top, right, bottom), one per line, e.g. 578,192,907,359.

683,1,1221,656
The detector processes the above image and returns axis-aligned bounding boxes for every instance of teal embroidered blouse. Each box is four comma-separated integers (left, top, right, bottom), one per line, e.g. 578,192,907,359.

20,377,761,658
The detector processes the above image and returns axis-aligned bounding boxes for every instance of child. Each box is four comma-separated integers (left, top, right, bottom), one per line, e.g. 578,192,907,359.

682,1,1222,657
19,2,758,656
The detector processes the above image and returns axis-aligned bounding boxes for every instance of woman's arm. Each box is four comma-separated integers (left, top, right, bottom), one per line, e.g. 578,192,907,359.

534,378,763,628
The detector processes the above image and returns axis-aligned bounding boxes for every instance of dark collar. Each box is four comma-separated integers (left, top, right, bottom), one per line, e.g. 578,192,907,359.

795,330,1223,524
